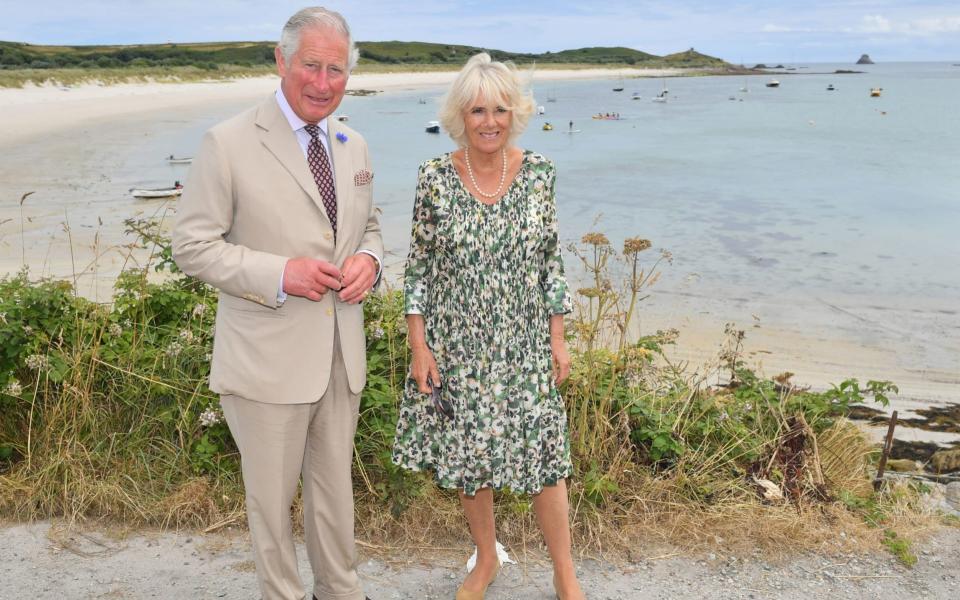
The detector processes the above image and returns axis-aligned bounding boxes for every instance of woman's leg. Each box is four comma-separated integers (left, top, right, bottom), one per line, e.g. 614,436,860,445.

533,480,585,599
458,487,499,592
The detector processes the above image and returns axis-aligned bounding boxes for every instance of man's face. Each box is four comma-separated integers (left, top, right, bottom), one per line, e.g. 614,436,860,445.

276,26,349,124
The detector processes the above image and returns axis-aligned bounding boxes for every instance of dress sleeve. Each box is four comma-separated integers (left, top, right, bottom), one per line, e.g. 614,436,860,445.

403,163,436,315
540,162,573,315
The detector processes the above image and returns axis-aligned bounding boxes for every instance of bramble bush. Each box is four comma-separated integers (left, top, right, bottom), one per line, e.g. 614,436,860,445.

0,222,917,559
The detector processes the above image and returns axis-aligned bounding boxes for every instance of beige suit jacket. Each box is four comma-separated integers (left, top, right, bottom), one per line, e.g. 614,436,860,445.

172,95,383,404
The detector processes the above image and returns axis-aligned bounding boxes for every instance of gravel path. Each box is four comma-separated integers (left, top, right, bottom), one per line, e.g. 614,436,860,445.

2,521,958,599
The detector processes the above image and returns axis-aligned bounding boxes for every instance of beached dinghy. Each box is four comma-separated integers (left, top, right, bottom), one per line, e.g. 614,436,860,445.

131,181,183,199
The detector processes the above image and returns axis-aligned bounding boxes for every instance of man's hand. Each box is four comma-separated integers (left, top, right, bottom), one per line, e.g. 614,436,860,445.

338,253,377,304
282,257,342,301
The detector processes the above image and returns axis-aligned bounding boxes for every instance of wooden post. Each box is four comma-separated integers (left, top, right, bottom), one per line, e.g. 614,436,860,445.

873,410,898,491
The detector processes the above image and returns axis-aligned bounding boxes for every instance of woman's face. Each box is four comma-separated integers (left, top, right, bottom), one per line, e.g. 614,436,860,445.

462,93,512,154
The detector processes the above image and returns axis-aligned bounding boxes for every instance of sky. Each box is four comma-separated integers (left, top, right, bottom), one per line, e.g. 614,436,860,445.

1,1,958,63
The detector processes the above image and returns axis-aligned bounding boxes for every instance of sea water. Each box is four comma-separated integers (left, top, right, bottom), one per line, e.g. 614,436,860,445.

1,63,958,381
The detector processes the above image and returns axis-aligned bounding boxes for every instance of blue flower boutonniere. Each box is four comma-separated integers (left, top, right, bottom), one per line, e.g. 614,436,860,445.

336,132,348,143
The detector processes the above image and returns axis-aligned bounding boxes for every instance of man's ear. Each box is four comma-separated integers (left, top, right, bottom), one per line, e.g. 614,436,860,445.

274,46,286,78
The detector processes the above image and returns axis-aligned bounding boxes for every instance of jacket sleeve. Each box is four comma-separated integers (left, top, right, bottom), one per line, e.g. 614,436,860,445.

171,129,288,307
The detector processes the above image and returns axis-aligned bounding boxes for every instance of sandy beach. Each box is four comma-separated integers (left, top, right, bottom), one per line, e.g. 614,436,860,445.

0,68,686,147
0,68,957,432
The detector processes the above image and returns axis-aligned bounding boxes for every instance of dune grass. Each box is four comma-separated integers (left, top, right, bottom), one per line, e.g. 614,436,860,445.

0,220,933,562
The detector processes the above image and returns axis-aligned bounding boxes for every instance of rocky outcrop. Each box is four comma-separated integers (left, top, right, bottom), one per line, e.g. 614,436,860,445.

856,54,874,64
931,448,960,473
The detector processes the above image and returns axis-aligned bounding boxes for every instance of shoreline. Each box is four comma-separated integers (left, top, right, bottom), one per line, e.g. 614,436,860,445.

0,67,691,147
1,68,957,417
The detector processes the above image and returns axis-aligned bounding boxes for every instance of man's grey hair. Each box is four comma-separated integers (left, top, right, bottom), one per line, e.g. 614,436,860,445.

278,7,360,71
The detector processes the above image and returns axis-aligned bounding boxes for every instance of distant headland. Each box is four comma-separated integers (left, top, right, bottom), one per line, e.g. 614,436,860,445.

856,54,875,64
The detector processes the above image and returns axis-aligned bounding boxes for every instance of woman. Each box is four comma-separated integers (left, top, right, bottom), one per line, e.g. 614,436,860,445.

392,53,585,600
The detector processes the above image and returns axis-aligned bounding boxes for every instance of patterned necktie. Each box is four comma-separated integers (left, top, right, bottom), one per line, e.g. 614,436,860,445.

303,124,337,236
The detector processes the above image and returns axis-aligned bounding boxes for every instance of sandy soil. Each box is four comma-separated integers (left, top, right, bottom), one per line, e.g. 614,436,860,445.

2,521,958,599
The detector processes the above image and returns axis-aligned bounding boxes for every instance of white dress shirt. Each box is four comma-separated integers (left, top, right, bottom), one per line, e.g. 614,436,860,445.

274,89,382,303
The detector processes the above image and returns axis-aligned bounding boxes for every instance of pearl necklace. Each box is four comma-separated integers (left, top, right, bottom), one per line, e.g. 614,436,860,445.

463,146,507,199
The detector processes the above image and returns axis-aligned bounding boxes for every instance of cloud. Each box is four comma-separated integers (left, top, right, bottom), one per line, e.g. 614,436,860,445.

859,15,892,32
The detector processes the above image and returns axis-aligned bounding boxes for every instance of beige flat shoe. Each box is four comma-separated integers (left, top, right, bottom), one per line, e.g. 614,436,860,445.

454,562,500,600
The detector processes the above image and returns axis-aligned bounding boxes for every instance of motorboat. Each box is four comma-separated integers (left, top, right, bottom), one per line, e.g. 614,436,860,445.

652,91,667,103
542,122,553,131
336,115,349,122
766,79,780,88
591,114,622,120
166,155,192,164
425,120,440,134
537,105,546,115
870,87,882,97
131,181,183,199
631,92,642,100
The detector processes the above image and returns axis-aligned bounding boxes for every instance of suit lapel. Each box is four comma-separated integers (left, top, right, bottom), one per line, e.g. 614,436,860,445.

254,97,331,226
328,120,354,254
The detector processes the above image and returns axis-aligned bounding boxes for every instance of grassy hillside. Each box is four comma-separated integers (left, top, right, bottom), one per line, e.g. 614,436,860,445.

0,39,729,70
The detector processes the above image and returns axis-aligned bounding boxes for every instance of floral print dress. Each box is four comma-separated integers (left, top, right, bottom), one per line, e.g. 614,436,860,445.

392,150,574,496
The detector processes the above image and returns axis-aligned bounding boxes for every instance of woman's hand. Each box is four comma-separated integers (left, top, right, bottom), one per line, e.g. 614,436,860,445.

551,339,571,384
410,346,441,393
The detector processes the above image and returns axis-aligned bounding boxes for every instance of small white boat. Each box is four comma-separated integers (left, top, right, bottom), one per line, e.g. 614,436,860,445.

766,79,780,88
425,120,440,134
131,181,183,199
166,155,192,164
652,91,667,103
537,105,546,115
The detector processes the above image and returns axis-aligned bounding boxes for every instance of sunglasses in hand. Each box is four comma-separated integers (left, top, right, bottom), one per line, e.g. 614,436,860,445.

427,376,453,419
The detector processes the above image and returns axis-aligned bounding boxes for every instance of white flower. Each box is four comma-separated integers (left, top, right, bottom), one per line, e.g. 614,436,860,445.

0,312,6,324
25,354,48,371
372,326,385,339
191,303,206,317
164,340,184,357
199,407,222,427
204,352,213,362
179,329,194,343
22,325,33,335
108,323,123,337
3,379,23,397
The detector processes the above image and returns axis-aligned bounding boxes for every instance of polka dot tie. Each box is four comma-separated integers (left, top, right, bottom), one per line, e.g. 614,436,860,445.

303,124,337,236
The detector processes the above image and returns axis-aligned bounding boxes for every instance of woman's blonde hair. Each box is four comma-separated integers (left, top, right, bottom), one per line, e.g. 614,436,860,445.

438,53,536,147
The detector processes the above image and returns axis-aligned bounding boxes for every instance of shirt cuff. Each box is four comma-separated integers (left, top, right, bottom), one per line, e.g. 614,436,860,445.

277,263,288,305
357,250,383,288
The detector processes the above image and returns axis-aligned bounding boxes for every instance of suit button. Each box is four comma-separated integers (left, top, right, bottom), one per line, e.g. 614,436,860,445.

326,308,334,316
324,232,333,240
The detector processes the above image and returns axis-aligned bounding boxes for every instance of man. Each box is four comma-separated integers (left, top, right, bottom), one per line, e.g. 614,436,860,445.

172,7,381,600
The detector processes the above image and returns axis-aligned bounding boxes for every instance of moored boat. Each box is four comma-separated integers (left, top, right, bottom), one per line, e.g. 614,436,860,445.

166,155,192,164
425,120,440,134
870,87,882,97
766,79,780,88
131,181,183,199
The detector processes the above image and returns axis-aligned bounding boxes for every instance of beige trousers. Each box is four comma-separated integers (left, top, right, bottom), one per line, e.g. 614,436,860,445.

221,333,364,600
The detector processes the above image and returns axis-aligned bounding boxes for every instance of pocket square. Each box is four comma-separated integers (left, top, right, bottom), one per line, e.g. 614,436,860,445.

354,169,373,186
